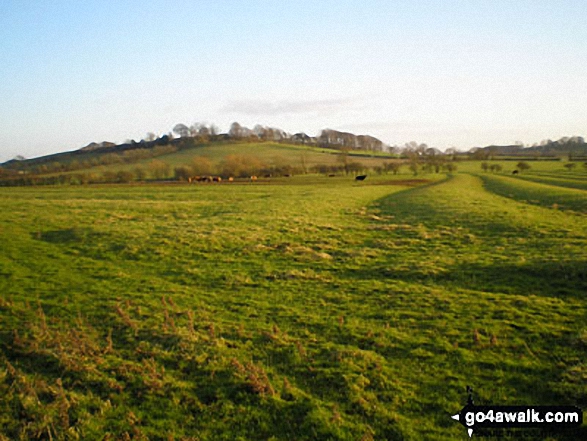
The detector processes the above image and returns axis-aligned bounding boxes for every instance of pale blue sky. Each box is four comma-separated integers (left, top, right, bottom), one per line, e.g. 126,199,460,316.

1,0,586,161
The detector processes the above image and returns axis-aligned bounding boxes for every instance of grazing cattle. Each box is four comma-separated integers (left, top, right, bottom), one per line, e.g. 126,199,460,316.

283,174,291,177
250,175,258,182
355,175,367,181
189,176,221,183
512,170,519,175
328,174,336,177
228,177,234,182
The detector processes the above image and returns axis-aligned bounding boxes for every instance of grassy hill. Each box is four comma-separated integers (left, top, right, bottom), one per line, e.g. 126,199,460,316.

1,140,403,185
0,168,585,439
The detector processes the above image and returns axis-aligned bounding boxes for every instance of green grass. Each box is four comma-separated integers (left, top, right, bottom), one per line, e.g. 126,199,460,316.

0,173,585,440
514,173,587,191
478,173,587,213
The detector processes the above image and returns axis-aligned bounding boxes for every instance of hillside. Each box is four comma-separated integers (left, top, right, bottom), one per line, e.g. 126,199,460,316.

0,139,402,186
472,136,587,157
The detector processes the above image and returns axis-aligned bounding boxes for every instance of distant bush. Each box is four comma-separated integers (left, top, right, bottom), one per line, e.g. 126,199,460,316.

383,162,402,175
444,163,457,173
149,160,171,180
191,156,214,176
133,167,148,181
409,162,419,176
564,163,576,171
219,154,265,178
102,170,118,182
311,164,344,175
174,166,192,181
117,170,135,183
346,161,366,174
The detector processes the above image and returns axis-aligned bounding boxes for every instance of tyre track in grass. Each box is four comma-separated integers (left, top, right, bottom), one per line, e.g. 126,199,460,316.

359,173,587,438
367,174,587,298
514,174,587,191
478,173,587,214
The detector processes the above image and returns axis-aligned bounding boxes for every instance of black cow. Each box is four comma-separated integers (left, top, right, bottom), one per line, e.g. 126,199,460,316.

512,170,519,175
355,175,367,181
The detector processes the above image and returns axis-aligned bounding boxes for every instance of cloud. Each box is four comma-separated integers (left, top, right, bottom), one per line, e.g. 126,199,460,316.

222,97,364,116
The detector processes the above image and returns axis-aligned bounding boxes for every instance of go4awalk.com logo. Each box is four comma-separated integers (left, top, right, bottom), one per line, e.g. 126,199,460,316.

451,387,583,438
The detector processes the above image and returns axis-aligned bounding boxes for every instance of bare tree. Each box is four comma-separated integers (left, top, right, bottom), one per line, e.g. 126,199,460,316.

229,122,243,139
336,148,350,174
300,152,308,174
173,123,189,138
198,124,210,137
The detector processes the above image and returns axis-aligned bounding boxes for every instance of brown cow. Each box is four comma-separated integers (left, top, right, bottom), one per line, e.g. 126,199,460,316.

250,175,258,182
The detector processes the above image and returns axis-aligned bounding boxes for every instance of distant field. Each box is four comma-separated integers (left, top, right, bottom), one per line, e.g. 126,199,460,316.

0,172,585,439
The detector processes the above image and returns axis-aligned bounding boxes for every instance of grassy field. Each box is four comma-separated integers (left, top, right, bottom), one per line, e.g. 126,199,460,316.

0,169,586,439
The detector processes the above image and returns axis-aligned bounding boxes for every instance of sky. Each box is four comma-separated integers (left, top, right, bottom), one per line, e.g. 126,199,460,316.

1,0,586,162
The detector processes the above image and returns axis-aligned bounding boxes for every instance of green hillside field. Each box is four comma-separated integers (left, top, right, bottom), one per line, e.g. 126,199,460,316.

0,166,586,439
9,141,400,181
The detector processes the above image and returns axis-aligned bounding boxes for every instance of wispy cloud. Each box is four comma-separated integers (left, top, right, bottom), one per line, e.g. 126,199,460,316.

222,97,365,116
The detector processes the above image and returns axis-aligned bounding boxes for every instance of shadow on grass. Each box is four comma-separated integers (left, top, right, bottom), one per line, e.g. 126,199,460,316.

370,176,535,237
441,259,587,299
35,227,99,244
340,259,587,300
479,174,587,214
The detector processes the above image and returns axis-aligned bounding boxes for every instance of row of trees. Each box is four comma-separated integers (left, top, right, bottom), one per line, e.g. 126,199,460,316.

481,161,531,173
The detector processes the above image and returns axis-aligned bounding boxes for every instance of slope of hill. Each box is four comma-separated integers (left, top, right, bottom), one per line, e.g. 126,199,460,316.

0,139,403,186
472,136,587,157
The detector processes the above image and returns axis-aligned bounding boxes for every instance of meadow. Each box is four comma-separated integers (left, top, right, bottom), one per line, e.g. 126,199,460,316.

0,165,585,440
